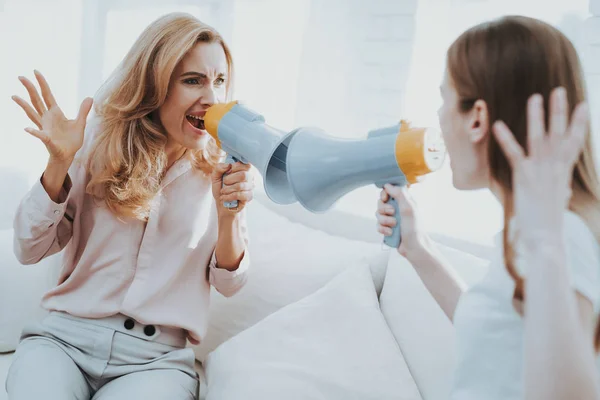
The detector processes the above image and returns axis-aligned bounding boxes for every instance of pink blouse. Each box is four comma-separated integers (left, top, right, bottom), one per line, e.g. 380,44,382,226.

12,115,249,344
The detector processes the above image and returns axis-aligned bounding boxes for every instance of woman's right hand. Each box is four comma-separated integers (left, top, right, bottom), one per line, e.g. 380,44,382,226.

377,184,429,258
12,70,93,164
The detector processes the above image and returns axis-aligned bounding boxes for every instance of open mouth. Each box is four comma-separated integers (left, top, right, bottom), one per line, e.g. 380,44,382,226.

186,114,205,131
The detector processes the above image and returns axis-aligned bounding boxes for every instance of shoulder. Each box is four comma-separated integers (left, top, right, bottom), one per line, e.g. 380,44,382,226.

564,210,596,243
563,210,600,309
502,210,600,296
563,210,599,264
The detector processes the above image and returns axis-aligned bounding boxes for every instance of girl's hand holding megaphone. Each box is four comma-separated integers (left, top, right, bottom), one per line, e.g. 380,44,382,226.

377,184,430,258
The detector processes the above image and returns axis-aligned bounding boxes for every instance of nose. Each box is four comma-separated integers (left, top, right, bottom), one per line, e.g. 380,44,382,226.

201,86,217,108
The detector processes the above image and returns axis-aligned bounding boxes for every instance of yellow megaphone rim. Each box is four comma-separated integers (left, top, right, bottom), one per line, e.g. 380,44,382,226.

394,120,438,184
204,101,238,148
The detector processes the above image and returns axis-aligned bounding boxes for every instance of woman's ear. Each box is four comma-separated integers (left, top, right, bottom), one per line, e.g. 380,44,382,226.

467,99,490,144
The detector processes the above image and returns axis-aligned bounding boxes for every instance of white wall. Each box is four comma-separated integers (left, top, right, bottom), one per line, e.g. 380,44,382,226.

293,0,419,137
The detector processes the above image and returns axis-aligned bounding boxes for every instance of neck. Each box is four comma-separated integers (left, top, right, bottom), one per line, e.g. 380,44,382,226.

165,141,187,169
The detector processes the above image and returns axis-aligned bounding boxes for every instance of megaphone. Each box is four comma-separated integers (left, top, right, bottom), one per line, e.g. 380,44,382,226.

285,122,445,247
205,102,446,248
204,101,297,207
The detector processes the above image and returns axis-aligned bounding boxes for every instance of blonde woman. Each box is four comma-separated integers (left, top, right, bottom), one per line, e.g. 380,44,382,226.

6,13,252,400
377,16,600,399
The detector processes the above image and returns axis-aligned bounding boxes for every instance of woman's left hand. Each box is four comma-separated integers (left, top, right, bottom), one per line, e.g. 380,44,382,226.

211,161,255,215
492,87,589,237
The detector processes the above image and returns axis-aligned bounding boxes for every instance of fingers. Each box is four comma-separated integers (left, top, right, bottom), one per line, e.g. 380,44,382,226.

383,184,413,208
526,94,545,157
384,184,416,218
383,183,406,202
18,76,46,115
213,161,251,183
377,189,399,236
221,190,253,203
212,163,232,181
223,170,253,186
492,120,525,166
549,87,568,140
376,211,397,228
377,224,393,236
380,189,389,203
221,181,254,195
565,101,589,164
12,95,42,129
24,127,50,144
34,70,57,109
377,199,395,216
215,163,232,173
76,97,93,128
228,161,251,173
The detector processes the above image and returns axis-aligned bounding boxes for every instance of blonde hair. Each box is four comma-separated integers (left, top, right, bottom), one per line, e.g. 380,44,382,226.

86,12,233,220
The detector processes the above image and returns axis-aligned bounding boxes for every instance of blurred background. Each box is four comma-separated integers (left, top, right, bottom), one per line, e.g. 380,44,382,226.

0,0,598,249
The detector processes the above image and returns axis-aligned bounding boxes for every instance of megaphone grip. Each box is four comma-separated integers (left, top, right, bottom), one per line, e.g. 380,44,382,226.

383,196,402,248
223,154,239,209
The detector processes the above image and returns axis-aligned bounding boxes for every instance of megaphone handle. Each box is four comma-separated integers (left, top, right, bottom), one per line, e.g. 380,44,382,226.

383,196,402,248
223,154,239,209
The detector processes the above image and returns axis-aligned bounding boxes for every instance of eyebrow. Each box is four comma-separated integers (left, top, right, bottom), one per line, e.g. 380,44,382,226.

180,71,226,79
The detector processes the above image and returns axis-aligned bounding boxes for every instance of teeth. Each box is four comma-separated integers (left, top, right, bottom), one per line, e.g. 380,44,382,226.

187,115,204,120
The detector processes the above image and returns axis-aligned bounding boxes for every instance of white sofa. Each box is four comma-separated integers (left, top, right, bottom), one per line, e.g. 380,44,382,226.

0,168,491,400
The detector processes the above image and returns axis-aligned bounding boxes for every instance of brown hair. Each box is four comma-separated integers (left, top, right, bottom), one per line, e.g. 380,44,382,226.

86,13,233,220
446,16,600,347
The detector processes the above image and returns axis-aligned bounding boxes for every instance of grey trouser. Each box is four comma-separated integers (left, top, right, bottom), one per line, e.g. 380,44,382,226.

5,311,199,399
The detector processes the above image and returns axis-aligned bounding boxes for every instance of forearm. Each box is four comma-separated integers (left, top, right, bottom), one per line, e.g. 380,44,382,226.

42,157,72,203
523,237,600,400
405,236,467,322
214,213,246,271
13,163,74,264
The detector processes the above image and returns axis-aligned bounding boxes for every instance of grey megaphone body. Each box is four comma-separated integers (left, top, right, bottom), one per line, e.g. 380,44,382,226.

204,101,446,248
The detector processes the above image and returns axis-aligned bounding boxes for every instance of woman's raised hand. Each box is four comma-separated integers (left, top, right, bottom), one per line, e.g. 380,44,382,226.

12,70,93,163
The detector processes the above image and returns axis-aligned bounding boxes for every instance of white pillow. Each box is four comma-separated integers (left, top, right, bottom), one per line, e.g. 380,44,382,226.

204,264,422,400
191,200,390,361
379,247,489,400
0,229,60,352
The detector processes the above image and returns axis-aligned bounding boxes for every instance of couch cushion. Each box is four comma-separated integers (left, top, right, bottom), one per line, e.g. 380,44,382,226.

190,200,389,362
0,229,60,353
379,245,489,400
204,264,421,400
0,352,13,400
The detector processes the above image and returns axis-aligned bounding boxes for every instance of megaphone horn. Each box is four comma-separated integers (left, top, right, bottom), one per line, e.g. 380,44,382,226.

204,102,298,206
285,121,445,247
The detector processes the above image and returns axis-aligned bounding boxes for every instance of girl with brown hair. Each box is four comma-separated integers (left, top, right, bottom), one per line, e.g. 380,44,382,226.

377,15,600,399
